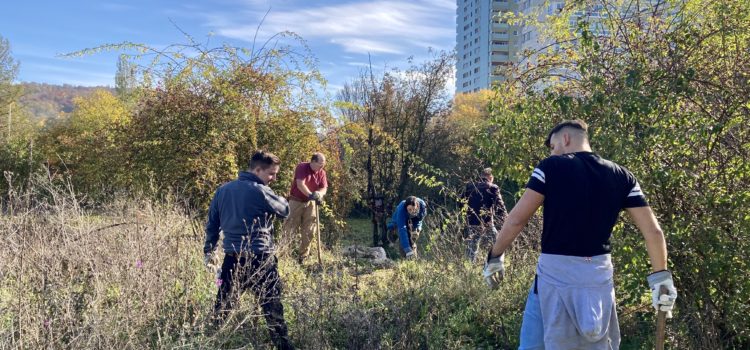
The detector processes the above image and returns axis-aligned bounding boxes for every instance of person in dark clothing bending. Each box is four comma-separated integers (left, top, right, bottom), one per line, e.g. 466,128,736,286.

204,150,294,350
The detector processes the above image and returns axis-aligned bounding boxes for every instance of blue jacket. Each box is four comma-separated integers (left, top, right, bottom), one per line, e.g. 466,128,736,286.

204,171,289,254
387,198,426,254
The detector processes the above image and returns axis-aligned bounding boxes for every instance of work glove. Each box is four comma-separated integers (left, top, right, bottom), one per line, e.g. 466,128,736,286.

482,251,505,290
309,191,323,201
204,252,222,279
647,270,677,318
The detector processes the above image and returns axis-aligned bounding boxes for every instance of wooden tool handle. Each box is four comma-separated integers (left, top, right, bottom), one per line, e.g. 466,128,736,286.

655,285,669,350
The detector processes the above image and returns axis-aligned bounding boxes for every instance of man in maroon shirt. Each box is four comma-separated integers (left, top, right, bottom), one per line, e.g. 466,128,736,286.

282,152,328,264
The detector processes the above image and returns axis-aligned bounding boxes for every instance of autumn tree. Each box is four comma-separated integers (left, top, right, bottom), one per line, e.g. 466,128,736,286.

0,35,20,110
38,89,129,197
337,51,455,244
71,34,330,209
0,35,37,198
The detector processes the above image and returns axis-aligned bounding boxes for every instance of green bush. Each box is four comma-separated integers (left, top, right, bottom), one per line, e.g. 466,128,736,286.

483,1,750,347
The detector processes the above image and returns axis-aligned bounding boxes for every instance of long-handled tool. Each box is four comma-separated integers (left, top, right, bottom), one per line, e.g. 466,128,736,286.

655,285,669,350
315,200,322,267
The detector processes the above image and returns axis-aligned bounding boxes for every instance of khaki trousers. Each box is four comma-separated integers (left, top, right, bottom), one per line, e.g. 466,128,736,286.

283,199,318,260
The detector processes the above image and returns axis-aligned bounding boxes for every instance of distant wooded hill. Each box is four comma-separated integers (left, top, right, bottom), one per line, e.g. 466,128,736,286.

17,82,113,121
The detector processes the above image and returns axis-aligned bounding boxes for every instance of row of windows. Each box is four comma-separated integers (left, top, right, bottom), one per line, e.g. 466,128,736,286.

462,66,483,79
462,46,482,59
462,0,480,13
461,1,480,18
463,9,482,22
461,76,482,88
460,55,482,70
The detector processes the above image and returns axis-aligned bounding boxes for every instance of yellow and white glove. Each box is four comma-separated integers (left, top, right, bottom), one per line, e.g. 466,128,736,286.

205,252,222,280
647,270,678,318
482,252,505,289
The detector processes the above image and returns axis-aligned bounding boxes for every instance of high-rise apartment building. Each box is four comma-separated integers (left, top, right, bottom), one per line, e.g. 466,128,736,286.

456,1,664,93
455,0,519,93
516,0,566,52
455,0,565,93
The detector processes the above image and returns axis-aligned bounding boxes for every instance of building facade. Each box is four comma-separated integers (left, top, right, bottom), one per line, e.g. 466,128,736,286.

455,0,566,93
455,0,519,93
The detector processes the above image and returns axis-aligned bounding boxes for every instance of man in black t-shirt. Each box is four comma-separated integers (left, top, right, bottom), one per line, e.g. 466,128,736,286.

482,120,677,349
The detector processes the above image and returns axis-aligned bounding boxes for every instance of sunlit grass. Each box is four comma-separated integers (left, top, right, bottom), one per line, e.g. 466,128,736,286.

0,182,657,348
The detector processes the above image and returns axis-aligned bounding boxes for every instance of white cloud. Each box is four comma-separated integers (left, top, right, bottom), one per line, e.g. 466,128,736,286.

332,38,403,55
346,61,372,67
207,0,455,55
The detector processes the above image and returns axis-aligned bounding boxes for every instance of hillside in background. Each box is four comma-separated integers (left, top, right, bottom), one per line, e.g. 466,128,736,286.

17,82,113,121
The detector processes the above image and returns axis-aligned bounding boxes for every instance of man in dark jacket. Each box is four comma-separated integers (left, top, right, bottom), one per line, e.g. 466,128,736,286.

204,150,293,350
462,168,507,263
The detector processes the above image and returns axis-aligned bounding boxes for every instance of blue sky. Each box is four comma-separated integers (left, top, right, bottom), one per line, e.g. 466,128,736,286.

0,0,456,93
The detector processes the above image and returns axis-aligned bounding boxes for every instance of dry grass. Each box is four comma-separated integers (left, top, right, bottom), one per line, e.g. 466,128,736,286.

0,178,552,349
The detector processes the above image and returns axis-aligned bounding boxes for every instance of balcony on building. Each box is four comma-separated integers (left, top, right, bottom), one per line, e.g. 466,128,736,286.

492,22,510,31
492,32,510,41
491,53,510,62
491,43,509,51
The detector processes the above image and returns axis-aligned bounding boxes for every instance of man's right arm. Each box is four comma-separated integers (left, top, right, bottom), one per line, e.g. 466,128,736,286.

625,206,668,272
489,188,544,258
626,205,677,314
296,178,313,198
292,163,314,198
204,189,222,254
262,186,290,219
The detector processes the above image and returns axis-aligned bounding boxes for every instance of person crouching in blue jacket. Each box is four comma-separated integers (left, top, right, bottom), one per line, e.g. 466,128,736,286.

387,196,426,259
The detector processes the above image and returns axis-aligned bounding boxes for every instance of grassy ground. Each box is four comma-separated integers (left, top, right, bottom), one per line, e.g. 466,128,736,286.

0,192,660,349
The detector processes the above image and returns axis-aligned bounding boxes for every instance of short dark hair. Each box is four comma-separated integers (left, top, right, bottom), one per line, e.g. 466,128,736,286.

545,119,589,148
248,150,281,170
405,196,419,208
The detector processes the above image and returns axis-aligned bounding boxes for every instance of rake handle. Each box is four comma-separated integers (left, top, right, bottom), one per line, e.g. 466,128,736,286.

315,201,322,267
655,285,669,350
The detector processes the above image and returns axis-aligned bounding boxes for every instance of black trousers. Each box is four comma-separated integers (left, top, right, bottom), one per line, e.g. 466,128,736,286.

214,252,293,350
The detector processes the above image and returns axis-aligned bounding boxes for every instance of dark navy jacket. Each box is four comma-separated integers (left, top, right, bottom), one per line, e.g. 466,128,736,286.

204,171,289,254
462,179,507,226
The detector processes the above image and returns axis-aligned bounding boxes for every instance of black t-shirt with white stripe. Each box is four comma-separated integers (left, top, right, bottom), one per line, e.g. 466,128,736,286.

526,152,648,257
